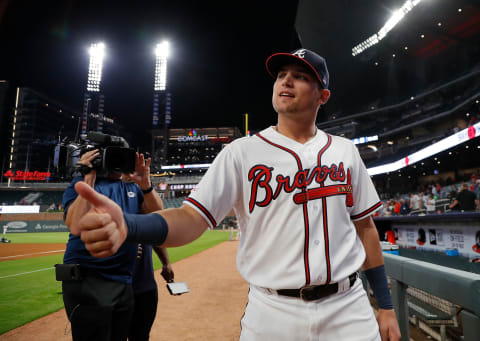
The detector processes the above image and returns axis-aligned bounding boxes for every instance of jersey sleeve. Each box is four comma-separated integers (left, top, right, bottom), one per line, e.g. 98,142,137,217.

349,143,382,221
185,144,241,228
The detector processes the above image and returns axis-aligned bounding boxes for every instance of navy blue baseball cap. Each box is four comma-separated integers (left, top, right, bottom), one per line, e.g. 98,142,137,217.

266,48,329,89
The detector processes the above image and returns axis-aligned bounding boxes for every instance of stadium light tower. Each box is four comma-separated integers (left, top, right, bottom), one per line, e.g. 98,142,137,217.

82,42,106,134
152,41,171,127
154,41,169,91
152,41,172,168
87,42,104,92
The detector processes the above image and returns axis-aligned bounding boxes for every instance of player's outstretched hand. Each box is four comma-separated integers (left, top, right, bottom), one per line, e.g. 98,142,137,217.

74,181,128,258
377,309,401,341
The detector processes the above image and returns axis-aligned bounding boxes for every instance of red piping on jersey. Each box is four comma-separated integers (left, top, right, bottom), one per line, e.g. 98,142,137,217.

350,201,382,220
185,197,217,227
317,134,332,284
256,132,311,285
256,133,302,169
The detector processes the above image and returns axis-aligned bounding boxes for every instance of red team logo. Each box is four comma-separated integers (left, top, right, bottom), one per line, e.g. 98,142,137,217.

248,162,353,213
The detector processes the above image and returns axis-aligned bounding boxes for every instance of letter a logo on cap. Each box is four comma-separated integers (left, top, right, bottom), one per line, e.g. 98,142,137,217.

293,49,306,58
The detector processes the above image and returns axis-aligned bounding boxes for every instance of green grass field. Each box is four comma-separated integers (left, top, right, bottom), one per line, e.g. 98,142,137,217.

0,230,229,335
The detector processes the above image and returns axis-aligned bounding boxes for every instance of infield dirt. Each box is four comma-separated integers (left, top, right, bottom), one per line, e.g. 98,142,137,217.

0,240,248,340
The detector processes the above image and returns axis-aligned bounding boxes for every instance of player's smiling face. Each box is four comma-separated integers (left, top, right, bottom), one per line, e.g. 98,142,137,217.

272,63,329,117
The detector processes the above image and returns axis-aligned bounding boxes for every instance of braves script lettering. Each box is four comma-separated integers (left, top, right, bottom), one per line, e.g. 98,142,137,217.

248,162,348,212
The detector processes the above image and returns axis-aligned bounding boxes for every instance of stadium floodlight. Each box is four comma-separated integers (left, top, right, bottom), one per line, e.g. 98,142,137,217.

154,41,169,91
87,43,105,92
352,0,423,56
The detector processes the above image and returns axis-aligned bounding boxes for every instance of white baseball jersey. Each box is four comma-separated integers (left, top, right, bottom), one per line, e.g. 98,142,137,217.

185,126,382,289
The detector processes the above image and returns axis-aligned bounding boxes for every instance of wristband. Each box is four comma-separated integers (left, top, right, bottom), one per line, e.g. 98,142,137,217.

124,213,168,245
363,265,394,310
74,163,93,176
142,185,154,194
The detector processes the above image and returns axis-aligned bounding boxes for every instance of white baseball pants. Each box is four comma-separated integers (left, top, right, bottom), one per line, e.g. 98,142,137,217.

240,280,381,341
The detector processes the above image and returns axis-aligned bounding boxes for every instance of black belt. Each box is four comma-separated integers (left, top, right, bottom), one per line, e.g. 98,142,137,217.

275,271,359,302
55,264,100,281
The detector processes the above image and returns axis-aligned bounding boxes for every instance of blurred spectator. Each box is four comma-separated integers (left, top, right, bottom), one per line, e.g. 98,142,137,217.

399,199,410,215
425,195,436,214
474,179,480,202
409,193,423,211
47,203,57,212
393,199,401,215
449,183,479,211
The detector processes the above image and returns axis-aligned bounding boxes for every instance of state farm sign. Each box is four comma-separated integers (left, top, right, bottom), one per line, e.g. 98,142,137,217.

4,170,51,181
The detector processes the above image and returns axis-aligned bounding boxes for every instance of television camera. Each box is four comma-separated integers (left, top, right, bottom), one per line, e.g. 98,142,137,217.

54,131,136,177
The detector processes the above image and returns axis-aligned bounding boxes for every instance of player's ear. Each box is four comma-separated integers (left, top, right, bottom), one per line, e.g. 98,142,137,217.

317,89,330,105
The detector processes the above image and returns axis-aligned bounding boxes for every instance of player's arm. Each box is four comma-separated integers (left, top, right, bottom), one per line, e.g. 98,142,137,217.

153,245,174,282
354,216,401,341
72,181,209,258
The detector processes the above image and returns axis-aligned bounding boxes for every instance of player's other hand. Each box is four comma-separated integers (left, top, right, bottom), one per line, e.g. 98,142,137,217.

74,181,127,258
377,309,401,341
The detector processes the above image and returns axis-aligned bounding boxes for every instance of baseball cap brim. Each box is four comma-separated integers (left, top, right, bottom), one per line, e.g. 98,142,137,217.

266,53,326,89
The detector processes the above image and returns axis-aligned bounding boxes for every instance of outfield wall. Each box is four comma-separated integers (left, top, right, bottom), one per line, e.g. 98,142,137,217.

0,212,68,232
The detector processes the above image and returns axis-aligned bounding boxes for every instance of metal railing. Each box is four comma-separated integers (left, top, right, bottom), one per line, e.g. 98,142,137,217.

383,253,480,341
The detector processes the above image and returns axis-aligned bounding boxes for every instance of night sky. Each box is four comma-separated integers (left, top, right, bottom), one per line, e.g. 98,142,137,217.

0,1,300,148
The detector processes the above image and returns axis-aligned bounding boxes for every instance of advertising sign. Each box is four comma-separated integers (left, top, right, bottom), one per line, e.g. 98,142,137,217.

3,170,51,181
394,224,480,258
3,220,69,233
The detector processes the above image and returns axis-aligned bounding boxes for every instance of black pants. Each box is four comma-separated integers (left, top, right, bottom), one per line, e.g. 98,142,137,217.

62,273,134,341
128,288,159,341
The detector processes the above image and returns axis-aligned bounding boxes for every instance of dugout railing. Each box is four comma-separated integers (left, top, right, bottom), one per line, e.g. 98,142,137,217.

382,253,480,341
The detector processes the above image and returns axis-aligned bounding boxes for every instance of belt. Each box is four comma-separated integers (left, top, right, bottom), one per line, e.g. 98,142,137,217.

272,272,359,302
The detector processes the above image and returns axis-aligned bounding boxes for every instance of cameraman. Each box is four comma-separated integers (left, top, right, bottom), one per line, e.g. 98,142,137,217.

122,173,175,341
60,149,172,341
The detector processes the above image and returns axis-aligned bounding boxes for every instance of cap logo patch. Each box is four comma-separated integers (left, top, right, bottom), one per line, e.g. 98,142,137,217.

293,49,306,58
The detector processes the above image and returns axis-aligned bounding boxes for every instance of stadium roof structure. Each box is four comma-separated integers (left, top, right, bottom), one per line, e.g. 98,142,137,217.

295,0,480,119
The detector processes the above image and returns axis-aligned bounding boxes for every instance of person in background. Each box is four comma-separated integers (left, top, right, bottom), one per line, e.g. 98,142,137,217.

121,174,175,341
399,198,410,215
425,194,436,214
449,183,479,211
409,192,423,212
393,199,401,216
61,149,164,341
129,243,174,341
473,179,480,205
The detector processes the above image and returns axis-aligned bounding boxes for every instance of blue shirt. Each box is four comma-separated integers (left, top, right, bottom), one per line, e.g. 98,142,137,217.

62,176,144,284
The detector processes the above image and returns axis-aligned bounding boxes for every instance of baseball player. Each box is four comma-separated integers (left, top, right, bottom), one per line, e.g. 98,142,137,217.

72,48,401,340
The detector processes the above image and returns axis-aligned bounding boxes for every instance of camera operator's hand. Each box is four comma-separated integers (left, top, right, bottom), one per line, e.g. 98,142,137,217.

73,181,127,258
78,149,100,167
75,149,99,180
127,153,152,191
